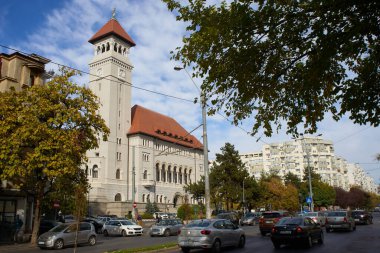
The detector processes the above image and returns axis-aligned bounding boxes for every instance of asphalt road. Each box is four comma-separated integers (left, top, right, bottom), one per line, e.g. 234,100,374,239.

2,212,380,253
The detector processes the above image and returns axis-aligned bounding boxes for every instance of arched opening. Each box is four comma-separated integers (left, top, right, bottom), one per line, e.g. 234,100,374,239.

168,166,172,183
92,165,98,178
179,167,183,184
189,169,192,183
161,164,166,182
116,168,120,179
156,163,160,181
114,193,121,201
184,168,188,184
143,170,147,180
106,42,110,51
114,43,118,52
142,194,146,202
173,167,177,183
101,44,105,53
118,45,122,53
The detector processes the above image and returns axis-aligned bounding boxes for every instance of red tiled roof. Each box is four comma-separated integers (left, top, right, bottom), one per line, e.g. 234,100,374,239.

88,18,136,46
128,105,203,150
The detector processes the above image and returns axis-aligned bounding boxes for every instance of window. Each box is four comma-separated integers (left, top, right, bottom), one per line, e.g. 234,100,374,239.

143,170,147,180
142,194,145,202
199,165,203,173
143,139,149,147
117,152,121,161
143,153,150,162
115,193,121,201
161,165,166,182
116,169,120,179
95,152,99,157
117,138,121,144
168,166,172,183
92,165,98,178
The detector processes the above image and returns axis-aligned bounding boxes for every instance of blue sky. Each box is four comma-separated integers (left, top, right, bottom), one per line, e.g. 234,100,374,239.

1,0,379,184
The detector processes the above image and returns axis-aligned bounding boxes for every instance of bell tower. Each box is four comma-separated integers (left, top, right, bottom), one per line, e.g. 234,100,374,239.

87,9,136,202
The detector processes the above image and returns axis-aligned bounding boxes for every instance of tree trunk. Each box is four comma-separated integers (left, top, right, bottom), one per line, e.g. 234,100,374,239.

30,187,43,245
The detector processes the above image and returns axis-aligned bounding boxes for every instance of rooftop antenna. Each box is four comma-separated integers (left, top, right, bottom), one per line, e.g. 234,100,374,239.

112,8,117,20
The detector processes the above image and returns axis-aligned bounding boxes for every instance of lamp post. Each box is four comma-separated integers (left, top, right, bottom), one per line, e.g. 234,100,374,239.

300,133,322,212
174,66,211,219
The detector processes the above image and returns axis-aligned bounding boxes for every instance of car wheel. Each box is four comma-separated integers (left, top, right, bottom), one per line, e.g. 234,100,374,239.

54,239,64,250
318,231,324,244
238,235,245,248
326,228,331,233
273,241,281,249
305,235,313,248
122,230,127,237
260,231,266,236
212,240,221,253
88,235,96,246
353,225,356,231
103,230,109,236
181,247,190,253
164,229,170,237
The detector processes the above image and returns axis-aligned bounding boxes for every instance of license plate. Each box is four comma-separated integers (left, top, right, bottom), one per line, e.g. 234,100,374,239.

355,219,359,221
266,221,273,223
38,242,45,245
280,231,291,234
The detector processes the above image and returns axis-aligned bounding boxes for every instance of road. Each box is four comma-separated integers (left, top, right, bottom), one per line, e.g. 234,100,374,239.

2,212,380,253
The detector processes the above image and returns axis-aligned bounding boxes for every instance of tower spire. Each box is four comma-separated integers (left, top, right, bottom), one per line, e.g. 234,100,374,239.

112,8,116,20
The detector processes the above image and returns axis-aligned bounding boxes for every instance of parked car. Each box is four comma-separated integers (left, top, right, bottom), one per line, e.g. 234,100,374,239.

352,210,373,225
37,222,96,249
102,220,143,237
216,212,240,226
39,220,61,235
149,219,183,237
259,211,290,236
270,217,324,249
303,211,328,226
240,212,261,226
325,210,356,232
178,219,245,253
82,218,103,234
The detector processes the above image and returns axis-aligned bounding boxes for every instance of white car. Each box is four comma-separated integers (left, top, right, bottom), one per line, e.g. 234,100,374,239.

102,220,143,237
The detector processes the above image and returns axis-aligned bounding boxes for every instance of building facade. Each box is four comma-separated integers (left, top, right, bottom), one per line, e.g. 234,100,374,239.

240,136,377,193
0,52,50,243
85,14,204,217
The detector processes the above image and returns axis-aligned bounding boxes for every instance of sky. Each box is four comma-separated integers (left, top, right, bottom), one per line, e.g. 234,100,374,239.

1,0,379,184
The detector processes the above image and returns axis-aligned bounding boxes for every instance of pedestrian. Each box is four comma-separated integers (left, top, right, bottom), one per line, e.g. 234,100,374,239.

156,213,161,224
14,215,23,243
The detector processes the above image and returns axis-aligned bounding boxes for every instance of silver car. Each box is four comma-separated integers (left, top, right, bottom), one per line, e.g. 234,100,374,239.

150,219,183,237
37,222,96,249
102,219,143,236
178,219,245,253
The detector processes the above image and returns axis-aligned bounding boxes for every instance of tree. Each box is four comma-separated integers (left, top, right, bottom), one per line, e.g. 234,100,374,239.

312,181,336,208
209,143,249,211
163,0,380,136
184,176,205,203
0,68,109,244
284,172,302,190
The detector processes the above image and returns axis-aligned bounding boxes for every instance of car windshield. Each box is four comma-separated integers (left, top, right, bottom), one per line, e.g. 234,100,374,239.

244,213,255,218
186,220,211,228
327,212,347,217
277,218,303,225
50,224,70,232
120,220,135,225
263,212,281,218
304,212,318,217
157,220,172,225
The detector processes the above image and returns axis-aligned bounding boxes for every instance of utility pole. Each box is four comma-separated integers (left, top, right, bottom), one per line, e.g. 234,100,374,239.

132,146,136,219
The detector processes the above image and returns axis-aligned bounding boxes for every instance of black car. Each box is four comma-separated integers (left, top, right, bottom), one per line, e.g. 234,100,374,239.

270,217,324,249
352,210,373,225
82,218,104,234
39,220,61,235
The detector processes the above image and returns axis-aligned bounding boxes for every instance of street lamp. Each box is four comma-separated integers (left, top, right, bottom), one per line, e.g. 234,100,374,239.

300,133,322,212
174,66,211,219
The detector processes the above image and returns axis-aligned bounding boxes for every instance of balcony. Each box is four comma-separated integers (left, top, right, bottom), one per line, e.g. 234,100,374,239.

141,180,155,187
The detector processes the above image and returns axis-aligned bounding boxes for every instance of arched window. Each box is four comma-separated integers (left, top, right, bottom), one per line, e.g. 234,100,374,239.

92,165,98,178
101,44,105,53
85,165,89,177
173,167,177,183
115,193,121,201
156,163,160,181
156,195,159,203
97,46,101,55
189,169,192,184
179,168,182,184
118,45,122,53
147,194,150,202
161,164,166,182
106,42,110,51
143,170,147,180
114,43,118,52
116,169,120,179
160,195,163,203
168,166,172,183
123,48,126,56
142,194,145,203
184,168,188,184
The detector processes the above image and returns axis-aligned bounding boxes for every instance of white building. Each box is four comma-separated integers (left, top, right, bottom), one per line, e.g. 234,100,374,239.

240,136,377,193
85,13,204,216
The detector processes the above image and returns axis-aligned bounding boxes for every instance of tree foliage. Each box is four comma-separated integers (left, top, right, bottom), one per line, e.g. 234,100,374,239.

0,68,109,244
163,0,380,136
209,143,249,210
184,176,205,202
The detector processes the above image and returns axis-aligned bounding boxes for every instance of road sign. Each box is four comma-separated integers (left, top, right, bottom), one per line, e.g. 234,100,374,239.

306,196,312,204
133,202,137,208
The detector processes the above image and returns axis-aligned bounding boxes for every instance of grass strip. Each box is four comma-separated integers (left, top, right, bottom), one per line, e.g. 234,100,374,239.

107,242,178,253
